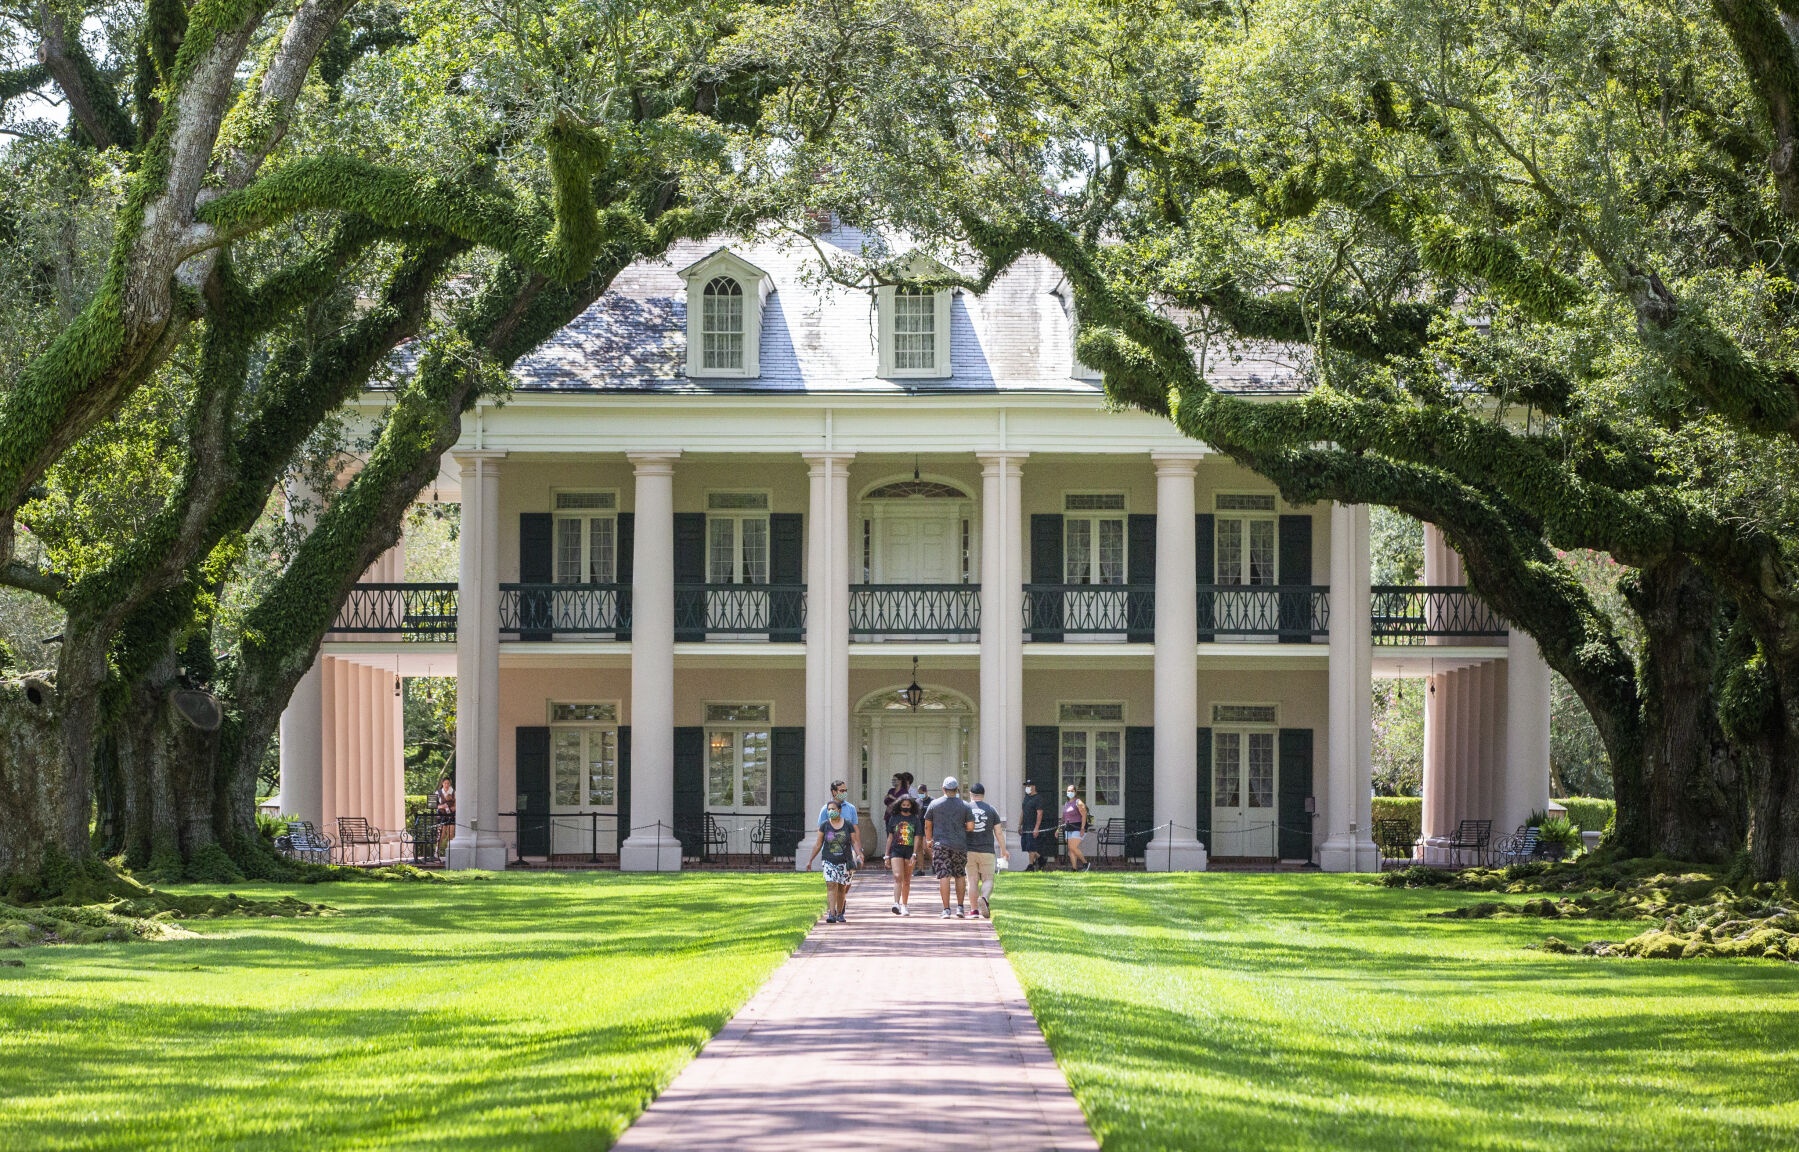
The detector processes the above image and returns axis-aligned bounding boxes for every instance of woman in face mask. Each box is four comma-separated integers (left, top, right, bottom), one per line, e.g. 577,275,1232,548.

1061,785,1091,872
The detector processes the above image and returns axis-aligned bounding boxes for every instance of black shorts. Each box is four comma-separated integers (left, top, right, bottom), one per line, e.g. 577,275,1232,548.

889,846,914,861
1020,831,1038,853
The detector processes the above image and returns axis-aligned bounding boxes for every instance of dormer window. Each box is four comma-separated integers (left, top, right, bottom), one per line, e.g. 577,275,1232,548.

877,258,955,379
893,285,937,371
701,277,744,370
680,249,769,378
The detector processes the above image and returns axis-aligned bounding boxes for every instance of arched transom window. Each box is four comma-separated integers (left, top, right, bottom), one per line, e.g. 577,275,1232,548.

702,276,744,370
865,480,967,499
859,687,975,713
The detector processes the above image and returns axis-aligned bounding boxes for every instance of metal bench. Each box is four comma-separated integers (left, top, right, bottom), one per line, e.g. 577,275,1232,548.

334,816,385,865
703,813,730,863
400,811,441,865
1373,818,1418,871
1496,825,1543,867
282,820,334,865
1095,817,1128,865
1447,818,1494,868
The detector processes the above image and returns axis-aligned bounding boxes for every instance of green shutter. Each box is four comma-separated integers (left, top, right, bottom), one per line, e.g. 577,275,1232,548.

673,726,705,857
673,513,706,642
771,726,805,853
1028,514,1064,641
615,513,634,640
1025,725,1059,831
1195,727,1212,846
1124,726,1155,857
1127,514,1156,643
617,726,631,850
769,513,804,642
519,513,553,640
1278,728,1315,861
1195,514,1215,642
1278,514,1313,644
516,726,551,856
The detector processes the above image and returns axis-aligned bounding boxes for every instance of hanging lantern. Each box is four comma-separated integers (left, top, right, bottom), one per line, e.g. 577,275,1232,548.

903,657,925,712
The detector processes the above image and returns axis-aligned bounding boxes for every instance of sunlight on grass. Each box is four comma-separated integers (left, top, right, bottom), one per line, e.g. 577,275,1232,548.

0,872,817,1151
993,873,1799,1152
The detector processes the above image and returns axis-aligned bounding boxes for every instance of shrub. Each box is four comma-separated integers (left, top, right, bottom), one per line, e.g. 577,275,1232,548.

1538,816,1582,853
1558,797,1614,832
1371,796,1422,843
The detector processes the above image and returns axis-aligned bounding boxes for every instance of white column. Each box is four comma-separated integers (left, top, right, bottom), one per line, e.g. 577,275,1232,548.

978,452,1027,845
621,452,682,871
1321,501,1377,871
448,450,507,870
278,660,324,826
802,452,854,862
1504,629,1552,836
1148,453,1208,870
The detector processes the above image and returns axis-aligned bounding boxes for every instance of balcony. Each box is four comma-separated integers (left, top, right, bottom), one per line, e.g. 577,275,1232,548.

850,584,981,638
328,583,458,639
1022,584,1154,640
674,584,806,641
500,584,631,636
326,581,1508,645
1370,586,1506,642
1198,585,1331,639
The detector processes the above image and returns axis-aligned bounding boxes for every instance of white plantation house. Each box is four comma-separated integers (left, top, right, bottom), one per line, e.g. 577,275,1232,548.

278,224,1551,872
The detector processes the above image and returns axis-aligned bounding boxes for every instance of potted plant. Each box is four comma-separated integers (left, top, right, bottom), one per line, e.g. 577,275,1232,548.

1536,815,1581,860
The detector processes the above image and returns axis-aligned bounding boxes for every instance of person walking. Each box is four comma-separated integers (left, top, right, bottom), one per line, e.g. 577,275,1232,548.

914,781,935,873
804,800,863,923
1019,779,1046,871
1061,784,1091,872
433,775,455,857
885,794,923,915
964,783,1009,917
883,773,913,821
818,780,861,866
923,776,974,918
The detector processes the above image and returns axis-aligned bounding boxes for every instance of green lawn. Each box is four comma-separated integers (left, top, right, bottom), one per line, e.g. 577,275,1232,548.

992,873,1799,1152
0,872,817,1151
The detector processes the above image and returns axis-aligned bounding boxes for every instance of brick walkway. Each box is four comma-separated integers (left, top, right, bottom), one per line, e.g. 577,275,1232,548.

610,870,1100,1151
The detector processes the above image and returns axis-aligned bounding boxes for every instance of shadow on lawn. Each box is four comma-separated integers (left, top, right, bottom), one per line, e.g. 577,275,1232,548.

0,999,720,1151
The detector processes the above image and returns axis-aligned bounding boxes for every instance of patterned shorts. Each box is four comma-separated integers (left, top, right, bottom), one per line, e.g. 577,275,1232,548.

822,862,852,885
931,848,968,879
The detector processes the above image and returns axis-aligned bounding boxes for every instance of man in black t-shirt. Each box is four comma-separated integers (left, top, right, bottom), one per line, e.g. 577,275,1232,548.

1019,780,1047,871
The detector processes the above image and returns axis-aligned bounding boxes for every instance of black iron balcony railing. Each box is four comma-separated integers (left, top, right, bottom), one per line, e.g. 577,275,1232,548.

329,583,458,639
1022,584,1154,640
1197,584,1331,638
1370,585,1506,640
673,583,806,641
500,583,632,636
850,584,981,637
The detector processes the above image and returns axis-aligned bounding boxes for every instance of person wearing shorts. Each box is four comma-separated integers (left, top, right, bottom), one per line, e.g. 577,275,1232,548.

924,776,974,918
805,801,863,923
886,795,923,916
1062,786,1091,872
964,782,1008,918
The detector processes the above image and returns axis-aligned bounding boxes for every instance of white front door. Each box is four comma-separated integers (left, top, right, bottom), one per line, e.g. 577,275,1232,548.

1211,729,1278,857
874,717,963,850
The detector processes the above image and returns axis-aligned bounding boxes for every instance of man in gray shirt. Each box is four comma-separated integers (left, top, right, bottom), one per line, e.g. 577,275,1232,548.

964,782,1008,919
923,776,974,919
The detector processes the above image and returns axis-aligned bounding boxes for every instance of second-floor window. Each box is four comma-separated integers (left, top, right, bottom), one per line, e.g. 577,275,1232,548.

701,276,744,370
1216,493,1276,585
554,491,616,584
707,492,769,585
1065,493,1125,585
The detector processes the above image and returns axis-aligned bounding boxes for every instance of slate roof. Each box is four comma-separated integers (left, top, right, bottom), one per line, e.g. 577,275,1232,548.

509,225,1308,395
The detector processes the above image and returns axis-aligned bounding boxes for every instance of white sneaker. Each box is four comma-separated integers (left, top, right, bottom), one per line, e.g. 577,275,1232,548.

901,904,911,916
891,903,901,915
955,905,966,919
940,907,953,919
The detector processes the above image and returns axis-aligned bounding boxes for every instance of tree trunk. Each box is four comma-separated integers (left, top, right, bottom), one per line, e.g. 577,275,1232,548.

0,672,88,884
1626,557,1745,863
